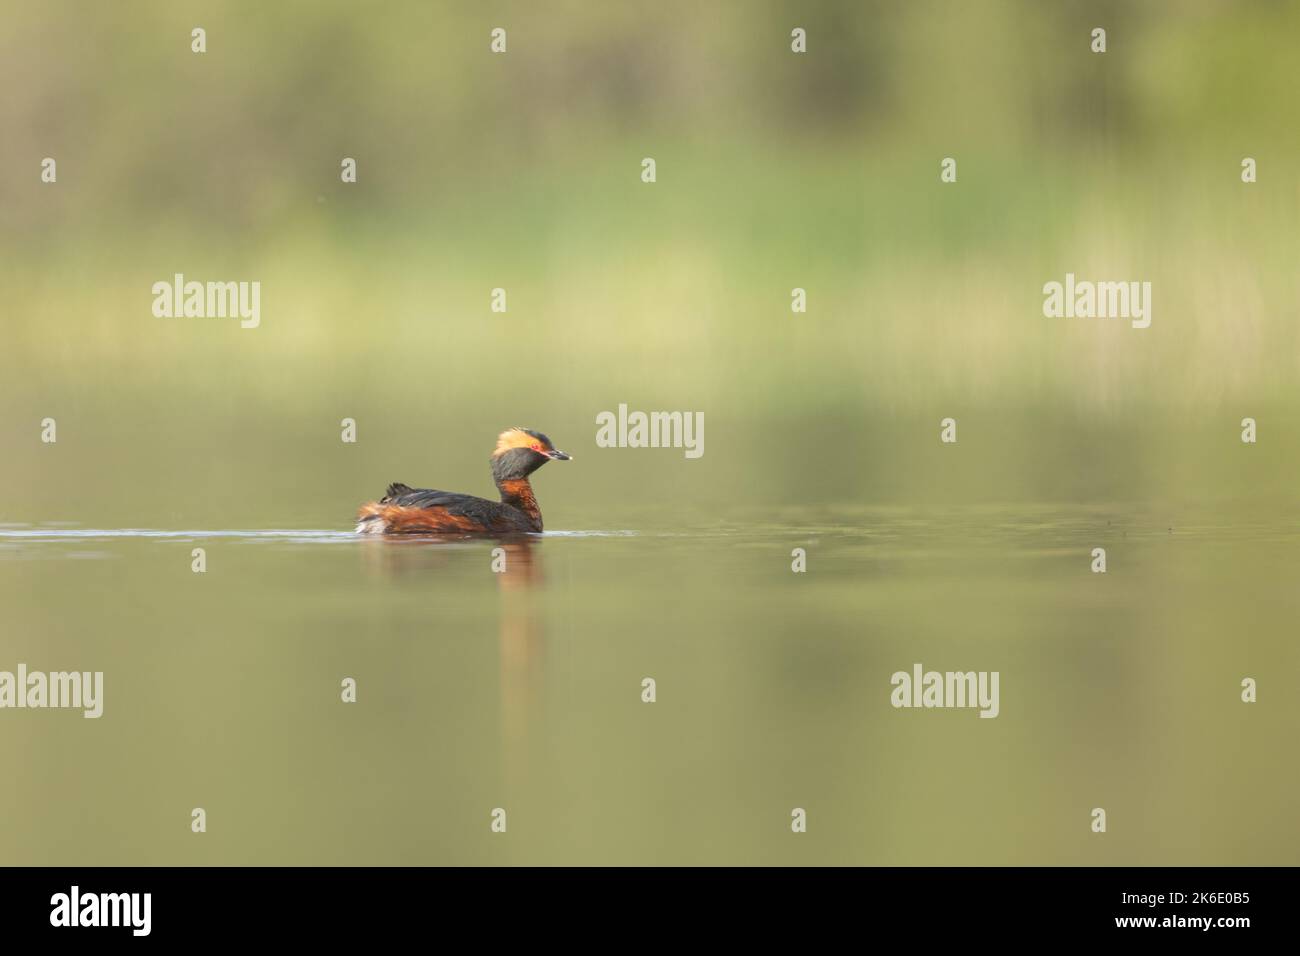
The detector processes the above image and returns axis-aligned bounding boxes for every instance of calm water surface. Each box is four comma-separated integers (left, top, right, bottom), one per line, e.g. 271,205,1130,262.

1,505,1297,865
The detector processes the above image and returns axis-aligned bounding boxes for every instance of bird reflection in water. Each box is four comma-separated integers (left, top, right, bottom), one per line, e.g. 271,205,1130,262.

359,534,545,789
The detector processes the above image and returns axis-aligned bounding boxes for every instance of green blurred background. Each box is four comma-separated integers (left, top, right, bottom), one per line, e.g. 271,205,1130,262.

3,0,1300,526
1,1,1297,865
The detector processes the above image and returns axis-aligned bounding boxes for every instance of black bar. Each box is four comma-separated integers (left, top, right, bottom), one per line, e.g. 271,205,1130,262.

0,867,1277,941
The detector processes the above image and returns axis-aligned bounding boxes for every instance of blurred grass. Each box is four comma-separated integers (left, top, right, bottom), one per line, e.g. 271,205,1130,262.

2,0,1299,525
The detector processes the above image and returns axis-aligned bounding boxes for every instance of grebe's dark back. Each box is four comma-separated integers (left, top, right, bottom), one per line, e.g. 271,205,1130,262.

356,427,570,534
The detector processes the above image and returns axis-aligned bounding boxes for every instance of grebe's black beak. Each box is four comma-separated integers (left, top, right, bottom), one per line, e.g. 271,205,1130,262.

546,449,571,461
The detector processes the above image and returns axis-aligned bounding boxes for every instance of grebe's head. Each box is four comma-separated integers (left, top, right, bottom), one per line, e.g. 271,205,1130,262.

491,427,571,480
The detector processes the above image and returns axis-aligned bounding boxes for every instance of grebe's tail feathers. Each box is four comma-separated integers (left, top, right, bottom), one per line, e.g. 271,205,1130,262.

382,482,415,502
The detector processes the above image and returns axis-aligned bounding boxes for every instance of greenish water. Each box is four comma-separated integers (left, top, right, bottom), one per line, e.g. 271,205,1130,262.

2,505,1296,865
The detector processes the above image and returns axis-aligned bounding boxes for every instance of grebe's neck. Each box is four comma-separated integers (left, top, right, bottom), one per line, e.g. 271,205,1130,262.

496,477,542,532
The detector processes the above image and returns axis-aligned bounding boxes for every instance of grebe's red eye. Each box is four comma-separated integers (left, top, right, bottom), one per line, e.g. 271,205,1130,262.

531,442,542,451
